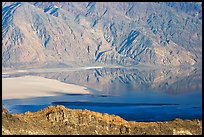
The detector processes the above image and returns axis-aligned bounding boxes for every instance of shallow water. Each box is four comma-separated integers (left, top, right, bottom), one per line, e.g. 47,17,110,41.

2,66,202,122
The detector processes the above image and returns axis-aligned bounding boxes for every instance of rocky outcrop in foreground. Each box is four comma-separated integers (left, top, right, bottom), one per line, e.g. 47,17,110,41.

2,105,202,135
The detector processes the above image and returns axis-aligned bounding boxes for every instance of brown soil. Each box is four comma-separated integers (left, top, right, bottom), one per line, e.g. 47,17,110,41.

2,105,202,135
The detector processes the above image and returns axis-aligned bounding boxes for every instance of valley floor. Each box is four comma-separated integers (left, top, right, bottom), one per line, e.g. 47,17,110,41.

2,76,91,100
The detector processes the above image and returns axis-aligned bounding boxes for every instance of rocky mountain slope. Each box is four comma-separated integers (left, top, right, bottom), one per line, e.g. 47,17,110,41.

2,105,202,135
2,2,202,68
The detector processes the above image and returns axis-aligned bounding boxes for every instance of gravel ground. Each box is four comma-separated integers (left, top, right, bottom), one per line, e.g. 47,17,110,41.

2,105,202,135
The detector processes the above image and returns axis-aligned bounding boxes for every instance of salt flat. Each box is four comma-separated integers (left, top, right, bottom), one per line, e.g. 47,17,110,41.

2,76,91,99
2,66,107,75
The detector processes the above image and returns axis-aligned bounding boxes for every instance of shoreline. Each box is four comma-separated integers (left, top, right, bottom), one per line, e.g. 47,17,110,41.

2,64,199,75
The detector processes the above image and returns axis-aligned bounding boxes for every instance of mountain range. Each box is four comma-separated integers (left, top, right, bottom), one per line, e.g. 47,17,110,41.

2,2,202,68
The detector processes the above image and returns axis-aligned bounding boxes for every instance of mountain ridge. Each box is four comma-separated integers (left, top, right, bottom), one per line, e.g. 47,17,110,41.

2,2,202,69
2,105,202,135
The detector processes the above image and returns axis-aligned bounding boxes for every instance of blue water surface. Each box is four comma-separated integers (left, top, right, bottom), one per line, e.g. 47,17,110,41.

2,67,202,122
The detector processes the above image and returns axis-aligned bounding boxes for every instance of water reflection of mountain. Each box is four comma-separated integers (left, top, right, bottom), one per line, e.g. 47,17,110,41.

12,67,199,96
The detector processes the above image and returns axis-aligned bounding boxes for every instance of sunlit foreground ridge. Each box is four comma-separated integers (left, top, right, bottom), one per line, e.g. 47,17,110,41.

2,105,202,135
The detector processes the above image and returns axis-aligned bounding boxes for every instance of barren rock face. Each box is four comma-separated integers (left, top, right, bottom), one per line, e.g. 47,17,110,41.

2,105,202,135
2,2,202,69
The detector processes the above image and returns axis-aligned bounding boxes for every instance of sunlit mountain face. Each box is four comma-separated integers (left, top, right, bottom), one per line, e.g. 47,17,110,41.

2,2,202,69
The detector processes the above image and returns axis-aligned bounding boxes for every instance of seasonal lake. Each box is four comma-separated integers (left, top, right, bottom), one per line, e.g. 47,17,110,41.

2,66,202,122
